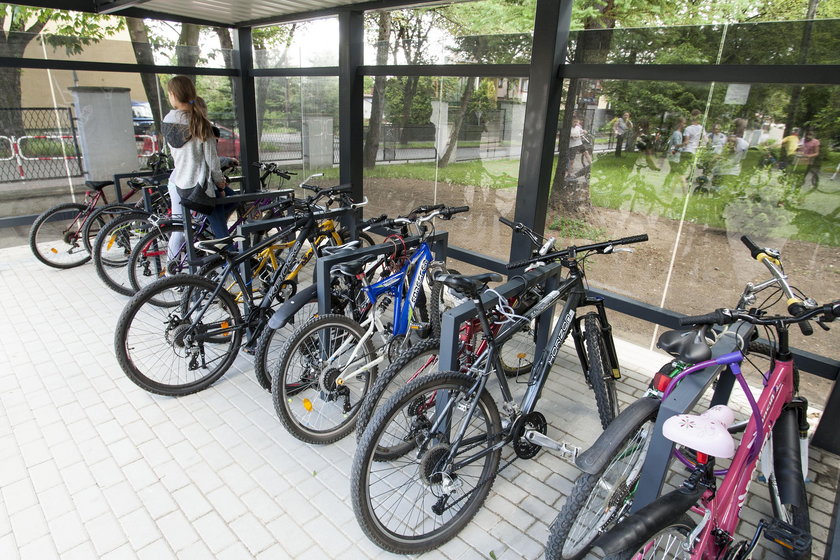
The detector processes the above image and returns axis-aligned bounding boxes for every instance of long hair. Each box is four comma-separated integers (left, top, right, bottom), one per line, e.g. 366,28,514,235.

167,75,214,142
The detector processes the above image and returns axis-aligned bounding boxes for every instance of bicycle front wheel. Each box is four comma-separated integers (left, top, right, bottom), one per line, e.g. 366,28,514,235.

545,402,658,560
114,274,243,396
29,202,92,268
82,203,133,253
583,313,619,429
351,371,501,554
253,297,319,391
271,314,378,444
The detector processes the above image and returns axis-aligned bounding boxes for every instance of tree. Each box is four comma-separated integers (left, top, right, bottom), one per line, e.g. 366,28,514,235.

126,17,163,133
0,5,122,134
363,11,392,168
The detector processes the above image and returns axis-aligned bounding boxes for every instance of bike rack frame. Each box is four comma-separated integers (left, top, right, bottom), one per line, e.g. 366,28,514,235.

631,320,756,512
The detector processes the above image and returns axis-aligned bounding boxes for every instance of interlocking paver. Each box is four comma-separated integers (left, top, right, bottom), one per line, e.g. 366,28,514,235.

1,242,838,559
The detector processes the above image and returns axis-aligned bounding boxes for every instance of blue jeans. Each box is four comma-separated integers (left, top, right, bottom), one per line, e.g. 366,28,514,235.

207,186,237,239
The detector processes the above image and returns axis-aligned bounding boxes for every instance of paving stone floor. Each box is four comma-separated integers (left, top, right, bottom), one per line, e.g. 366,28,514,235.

0,243,837,559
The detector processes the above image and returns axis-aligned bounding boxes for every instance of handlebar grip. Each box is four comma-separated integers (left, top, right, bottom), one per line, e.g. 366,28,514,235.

678,309,733,326
361,214,388,227
616,234,649,245
506,258,534,270
499,216,516,228
411,204,446,215
741,235,762,259
789,301,814,336
448,206,469,214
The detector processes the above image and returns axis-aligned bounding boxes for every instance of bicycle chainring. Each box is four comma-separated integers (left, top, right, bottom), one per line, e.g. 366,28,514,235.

513,411,547,459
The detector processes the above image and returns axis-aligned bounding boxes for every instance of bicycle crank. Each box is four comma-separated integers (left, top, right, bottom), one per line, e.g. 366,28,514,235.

523,429,580,461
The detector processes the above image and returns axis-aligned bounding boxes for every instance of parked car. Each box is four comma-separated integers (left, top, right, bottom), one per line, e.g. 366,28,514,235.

214,123,240,159
132,101,154,135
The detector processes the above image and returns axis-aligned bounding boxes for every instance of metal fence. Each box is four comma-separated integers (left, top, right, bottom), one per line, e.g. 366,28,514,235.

0,107,84,182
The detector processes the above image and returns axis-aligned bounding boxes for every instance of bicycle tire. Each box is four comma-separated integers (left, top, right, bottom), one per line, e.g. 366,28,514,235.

252,297,319,391
583,313,619,429
114,274,243,396
545,405,658,560
81,203,134,253
351,370,501,554
601,515,695,560
355,336,441,443
92,212,152,296
428,278,535,377
767,408,811,560
29,202,92,269
271,314,378,444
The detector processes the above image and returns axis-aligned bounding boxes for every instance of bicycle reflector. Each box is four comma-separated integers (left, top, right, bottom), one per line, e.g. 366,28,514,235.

651,362,678,393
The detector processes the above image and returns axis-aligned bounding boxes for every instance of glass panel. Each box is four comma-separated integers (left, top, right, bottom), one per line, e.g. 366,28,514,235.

254,76,339,180
549,78,839,370
567,19,840,65
0,70,239,247
253,18,339,69
13,26,235,69
362,75,527,257
364,3,535,66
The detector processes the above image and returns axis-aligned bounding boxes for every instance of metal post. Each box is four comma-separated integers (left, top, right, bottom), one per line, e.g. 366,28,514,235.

233,27,260,192
508,0,573,265
338,11,364,240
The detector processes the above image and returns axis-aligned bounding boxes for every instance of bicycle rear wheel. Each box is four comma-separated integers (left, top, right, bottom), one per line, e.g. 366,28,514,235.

252,298,319,391
583,313,619,429
92,212,152,296
351,371,501,554
546,404,658,560
29,202,92,269
271,314,377,444
114,274,243,396
82,203,134,253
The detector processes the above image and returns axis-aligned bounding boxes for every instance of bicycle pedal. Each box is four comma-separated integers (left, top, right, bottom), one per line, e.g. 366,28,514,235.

763,517,811,554
410,322,432,339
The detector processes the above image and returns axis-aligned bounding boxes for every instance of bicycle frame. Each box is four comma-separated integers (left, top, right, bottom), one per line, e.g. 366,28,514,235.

656,349,797,558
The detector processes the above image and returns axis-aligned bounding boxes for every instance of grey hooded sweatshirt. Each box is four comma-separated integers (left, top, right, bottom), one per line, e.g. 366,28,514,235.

161,109,224,192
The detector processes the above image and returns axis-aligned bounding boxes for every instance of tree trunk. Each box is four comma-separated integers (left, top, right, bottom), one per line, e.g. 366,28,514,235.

0,27,39,134
254,48,271,143
126,18,163,133
214,27,237,123
549,5,616,215
176,23,201,75
438,77,475,168
398,76,419,145
363,12,391,169
783,0,820,135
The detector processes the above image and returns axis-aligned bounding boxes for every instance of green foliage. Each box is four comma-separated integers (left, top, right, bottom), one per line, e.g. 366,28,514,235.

384,77,434,124
547,215,607,241
0,4,123,55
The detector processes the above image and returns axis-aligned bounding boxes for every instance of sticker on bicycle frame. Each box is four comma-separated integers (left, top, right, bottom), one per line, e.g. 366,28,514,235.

546,309,576,367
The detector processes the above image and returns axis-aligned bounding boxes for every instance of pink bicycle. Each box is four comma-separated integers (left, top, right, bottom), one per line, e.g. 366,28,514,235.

592,240,838,559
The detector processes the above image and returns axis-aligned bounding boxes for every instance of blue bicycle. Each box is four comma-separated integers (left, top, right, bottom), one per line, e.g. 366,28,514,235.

269,204,469,444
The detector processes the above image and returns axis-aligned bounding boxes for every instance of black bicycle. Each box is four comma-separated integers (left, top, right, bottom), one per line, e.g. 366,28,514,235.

350,231,647,554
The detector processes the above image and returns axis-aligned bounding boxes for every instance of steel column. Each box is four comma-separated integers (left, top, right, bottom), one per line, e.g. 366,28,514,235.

338,11,364,200
233,27,260,192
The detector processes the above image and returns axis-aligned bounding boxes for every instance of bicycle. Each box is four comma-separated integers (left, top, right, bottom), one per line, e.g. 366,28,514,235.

113,182,367,396
349,233,647,554
267,205,469,445
353,217,554,441
544,236,805,560
585,240,837,560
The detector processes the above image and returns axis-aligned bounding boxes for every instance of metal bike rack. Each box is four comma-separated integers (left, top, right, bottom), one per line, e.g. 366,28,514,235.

314,231,449,315
630,320,756,512
436,263,565,373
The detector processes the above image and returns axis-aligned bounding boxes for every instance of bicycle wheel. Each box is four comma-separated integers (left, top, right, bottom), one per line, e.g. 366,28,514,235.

767,408,811,560
351,371,501,554
92,213,152,296
252,298,319,391
583,313,619,429
81,203,134,253
29,202,92,268
355,336,441,442
545,405,658,560
602,515,695,560
114,274,243,396
271,314,378,444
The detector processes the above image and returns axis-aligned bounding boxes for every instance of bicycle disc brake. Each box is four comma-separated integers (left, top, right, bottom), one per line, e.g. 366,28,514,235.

513,411,547,459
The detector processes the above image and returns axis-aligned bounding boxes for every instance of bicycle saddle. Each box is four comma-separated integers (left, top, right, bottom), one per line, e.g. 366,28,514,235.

657,326,712,363
85,180,114,190
195,235,244,255
437,273,502,299
333,254,378,276
321,241,359,256
662,405,736,459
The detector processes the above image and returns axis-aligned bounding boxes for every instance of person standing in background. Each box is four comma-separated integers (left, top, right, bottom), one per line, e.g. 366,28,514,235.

613,112,631,157
800,129,822,188
778,127,801,171
708,123,727,154
663,117,687,191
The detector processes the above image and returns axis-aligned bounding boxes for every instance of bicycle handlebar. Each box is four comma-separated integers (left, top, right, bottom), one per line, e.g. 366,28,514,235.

678,302,840,328
506,233,649,270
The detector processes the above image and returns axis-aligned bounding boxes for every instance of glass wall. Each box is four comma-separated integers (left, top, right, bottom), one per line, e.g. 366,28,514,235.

361,74,527,256
549,77,839,363
253,76,340,182
254,18,339,68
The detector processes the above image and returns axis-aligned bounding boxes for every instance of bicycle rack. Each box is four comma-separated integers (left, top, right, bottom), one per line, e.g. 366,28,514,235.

437,263,565,374
631,320,757,512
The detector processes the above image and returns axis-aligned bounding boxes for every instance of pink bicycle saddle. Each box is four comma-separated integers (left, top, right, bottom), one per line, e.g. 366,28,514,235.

662,405,736,459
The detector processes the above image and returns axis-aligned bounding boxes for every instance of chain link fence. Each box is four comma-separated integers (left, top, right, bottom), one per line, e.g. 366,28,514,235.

0,107,84,183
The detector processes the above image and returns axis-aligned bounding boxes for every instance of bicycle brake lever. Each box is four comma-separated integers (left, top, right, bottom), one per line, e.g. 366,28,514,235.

612,247,634,253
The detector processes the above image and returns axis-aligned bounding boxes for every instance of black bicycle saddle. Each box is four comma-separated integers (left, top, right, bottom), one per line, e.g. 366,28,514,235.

657,326,712,363
437,272,502,299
